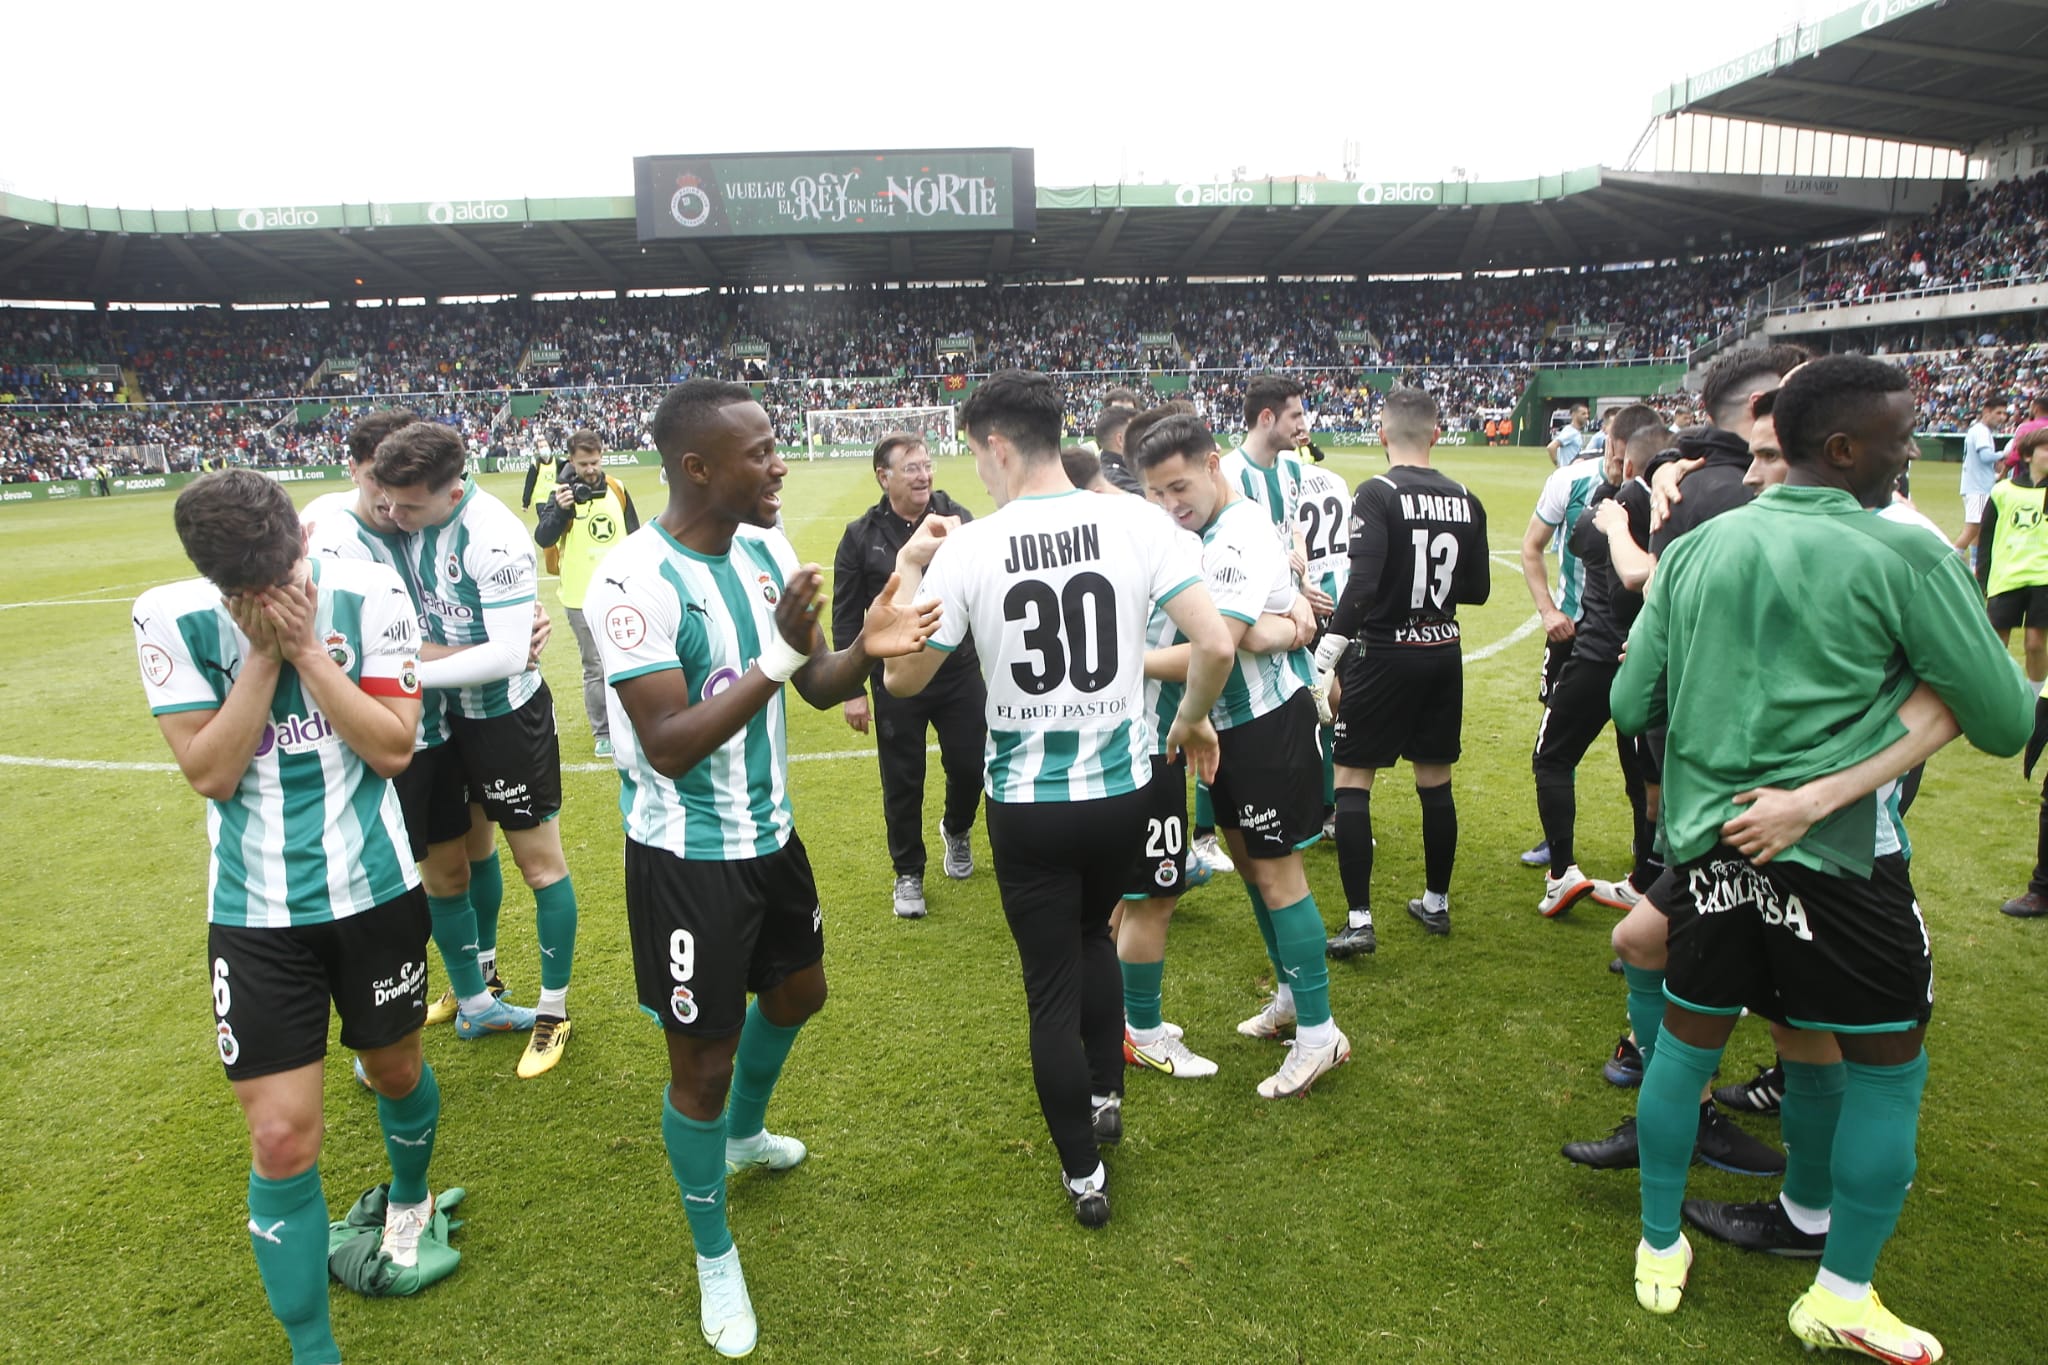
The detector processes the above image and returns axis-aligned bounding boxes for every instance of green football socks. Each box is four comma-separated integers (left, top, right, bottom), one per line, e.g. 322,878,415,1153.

247,1166,338,1365
1244,883,1286,985
1622,966,1667,1069
377,1063,440,1206
425,893,488,1000
1780,1059,1847,1217
1120,958,1165,1033
534,875,578,993
663,1093,733,1258
725,1000,802,1142
1638,1032,1724,1251
1267,894,1332,1029
1822,1051,1928,1285
469,852,504,974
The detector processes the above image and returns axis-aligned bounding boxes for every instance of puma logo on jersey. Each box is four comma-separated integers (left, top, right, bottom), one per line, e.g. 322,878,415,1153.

604,576,631,591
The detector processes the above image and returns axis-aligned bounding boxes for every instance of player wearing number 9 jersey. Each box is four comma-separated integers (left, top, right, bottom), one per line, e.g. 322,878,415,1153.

584,379,940,1358
885,371,1234,1230
1313,387,1490,951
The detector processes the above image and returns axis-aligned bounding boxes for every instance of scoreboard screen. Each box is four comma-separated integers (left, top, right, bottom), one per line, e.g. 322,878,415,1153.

634,149,1035,240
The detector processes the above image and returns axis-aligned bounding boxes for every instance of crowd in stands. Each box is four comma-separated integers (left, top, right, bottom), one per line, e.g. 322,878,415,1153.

1789,171,2048,306
9,171,2048,469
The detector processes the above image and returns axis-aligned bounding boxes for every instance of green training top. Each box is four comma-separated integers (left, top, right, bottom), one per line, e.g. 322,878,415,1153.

1613,482,2032,875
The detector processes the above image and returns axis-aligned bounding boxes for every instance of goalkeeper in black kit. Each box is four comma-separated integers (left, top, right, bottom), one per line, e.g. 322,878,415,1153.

1307,387,1491,950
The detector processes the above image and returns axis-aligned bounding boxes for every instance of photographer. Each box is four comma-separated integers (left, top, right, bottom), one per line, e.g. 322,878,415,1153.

535,430,640,757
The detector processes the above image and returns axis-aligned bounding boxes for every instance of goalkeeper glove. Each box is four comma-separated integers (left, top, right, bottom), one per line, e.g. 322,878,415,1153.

1309,632,1350,726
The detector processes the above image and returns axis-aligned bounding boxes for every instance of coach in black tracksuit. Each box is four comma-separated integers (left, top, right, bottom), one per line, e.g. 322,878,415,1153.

832,433,987,915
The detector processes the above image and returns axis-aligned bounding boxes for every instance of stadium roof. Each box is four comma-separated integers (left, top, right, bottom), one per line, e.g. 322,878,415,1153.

1651,0,2048,150
0,168,1950,305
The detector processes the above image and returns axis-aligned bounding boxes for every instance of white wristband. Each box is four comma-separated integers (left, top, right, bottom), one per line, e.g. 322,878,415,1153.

756,631,811,683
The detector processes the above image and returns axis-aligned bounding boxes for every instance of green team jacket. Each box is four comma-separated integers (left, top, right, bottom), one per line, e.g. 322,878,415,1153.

1613,483,2033,875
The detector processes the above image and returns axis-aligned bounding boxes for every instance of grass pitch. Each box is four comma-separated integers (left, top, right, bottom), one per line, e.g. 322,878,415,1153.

1,447,2043,1363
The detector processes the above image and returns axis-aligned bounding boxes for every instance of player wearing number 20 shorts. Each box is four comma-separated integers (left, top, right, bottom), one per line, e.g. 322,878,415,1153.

884,371,1234,1230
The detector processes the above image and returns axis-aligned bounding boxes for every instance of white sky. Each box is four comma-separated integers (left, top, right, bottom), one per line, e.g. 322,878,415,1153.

7,0,1848,209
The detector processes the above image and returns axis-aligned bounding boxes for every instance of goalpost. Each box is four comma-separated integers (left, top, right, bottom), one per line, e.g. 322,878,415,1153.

801,406,960,462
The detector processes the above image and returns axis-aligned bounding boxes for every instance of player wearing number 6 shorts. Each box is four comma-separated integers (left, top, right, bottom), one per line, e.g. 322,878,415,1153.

1310,387,1491,948
584,379,940,1358
885,371,1234,1230
135,470,444,1364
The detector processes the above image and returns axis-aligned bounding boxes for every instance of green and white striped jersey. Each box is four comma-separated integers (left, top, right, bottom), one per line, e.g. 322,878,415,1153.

1219,444,1306,542
303,491,450,750
584,522,797,860
1202,497,1309,730
134,558,423,928
920,489,1201,803
1143,600,1185,759
1534,457,1605,622
400,478,541,719
1296,463,1352,607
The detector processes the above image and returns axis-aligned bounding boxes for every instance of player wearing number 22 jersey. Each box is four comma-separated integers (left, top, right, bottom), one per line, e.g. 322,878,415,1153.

582,379,937,1358
885,371,1234,1231
1313,387,1490,952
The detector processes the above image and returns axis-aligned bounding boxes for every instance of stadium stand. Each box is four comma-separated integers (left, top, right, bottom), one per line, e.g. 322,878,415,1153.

8,168,2048,474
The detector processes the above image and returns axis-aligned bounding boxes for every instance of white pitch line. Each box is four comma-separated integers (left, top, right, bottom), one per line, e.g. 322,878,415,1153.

4,601,1549,776
0,744,923,777
0,598,134,610
1465,613,1543,663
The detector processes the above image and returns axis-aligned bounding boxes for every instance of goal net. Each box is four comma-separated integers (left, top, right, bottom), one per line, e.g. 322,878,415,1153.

802,406,959,461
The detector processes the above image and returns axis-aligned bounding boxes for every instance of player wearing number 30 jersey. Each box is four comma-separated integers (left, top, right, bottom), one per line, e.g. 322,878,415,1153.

885,371,1234,1231
1312,387,1490,952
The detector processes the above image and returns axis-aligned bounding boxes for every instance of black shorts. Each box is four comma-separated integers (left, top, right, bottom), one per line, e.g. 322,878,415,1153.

1531,656,1618,778
447,681,561,830
1334,644,1463,770
1212,691,1327,859
626,834,824,1039
1663,846,1932,1033
1987,584,2048,632
393,741,472,860
1539,635,1575,704
206,887,431,1081
1124,753,1190,900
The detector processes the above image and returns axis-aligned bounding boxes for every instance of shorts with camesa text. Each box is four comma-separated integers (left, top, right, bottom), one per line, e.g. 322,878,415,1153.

1662,845,1931,1034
